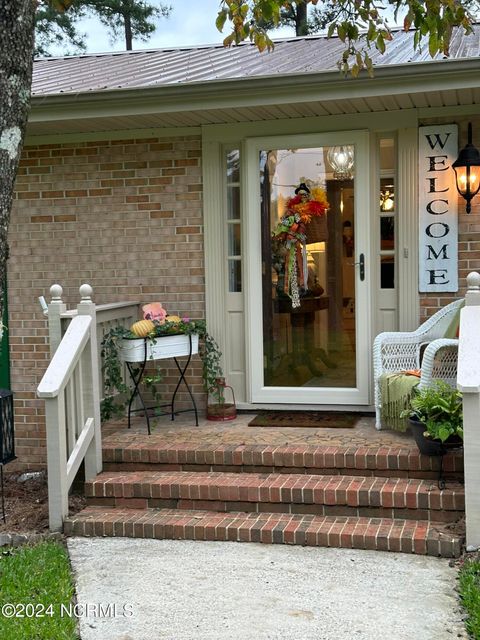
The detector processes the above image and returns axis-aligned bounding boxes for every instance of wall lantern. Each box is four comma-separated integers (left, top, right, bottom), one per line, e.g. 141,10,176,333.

452,123,480,214
327,145,354,180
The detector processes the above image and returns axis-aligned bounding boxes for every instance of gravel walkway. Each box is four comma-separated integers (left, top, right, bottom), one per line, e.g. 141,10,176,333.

68,538,467,640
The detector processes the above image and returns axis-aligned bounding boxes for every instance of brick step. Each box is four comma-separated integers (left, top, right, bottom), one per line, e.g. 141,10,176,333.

85,471,464,522
64,507,463,558
102,442,463,480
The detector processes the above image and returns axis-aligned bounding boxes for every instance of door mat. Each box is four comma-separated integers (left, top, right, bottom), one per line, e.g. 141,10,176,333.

248,411,359,428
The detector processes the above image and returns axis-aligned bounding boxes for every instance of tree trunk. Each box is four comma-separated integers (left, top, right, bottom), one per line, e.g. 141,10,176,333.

0,0,36,322
295,1,308,36
124,12,133,50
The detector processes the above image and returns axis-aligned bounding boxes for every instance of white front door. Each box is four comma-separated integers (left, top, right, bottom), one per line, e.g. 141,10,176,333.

244,131,371,405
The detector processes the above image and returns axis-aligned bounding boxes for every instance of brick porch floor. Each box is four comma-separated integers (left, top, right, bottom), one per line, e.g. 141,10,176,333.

101,411,414,448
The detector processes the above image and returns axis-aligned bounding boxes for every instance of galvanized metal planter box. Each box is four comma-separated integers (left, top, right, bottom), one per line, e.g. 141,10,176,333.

118,334,199,363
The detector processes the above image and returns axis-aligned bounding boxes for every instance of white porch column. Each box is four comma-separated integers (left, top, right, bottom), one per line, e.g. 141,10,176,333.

457,271,480,549
397,128,419,331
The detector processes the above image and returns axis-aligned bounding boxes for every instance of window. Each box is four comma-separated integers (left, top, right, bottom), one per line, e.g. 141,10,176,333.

379,138,396,289
226,149,241,292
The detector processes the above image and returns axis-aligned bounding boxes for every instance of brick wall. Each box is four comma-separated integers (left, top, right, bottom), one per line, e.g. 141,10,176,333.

8,135,204,469
419,116,480,320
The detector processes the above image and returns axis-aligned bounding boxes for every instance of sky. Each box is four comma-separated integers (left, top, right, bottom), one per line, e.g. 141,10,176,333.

59,0,295,55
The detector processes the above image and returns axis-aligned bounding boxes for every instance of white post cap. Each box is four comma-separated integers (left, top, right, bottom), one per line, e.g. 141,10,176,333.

467,272,480,291
79,283,93,302
49,284,63,303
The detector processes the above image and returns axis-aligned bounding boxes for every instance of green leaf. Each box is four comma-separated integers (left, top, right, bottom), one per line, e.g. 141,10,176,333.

259,0,273,21
255,32,267,52
413,30,421,49
349,24,359,40
429,32,439,58
376,34,386,54
216,10,228,32
438,426,452,442
365,53,374,78
223,33,235,47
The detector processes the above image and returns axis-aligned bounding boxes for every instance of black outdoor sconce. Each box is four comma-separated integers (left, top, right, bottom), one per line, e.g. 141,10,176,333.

452,123,480,214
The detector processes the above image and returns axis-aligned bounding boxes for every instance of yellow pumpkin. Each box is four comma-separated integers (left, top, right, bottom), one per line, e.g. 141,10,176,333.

166,315,182,324
130,319,155,337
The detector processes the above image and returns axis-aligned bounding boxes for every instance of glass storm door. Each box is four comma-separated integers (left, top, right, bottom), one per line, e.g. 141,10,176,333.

245,132,371,405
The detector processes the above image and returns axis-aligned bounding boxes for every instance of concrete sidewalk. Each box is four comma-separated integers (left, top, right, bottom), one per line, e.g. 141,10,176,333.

68,538,467,640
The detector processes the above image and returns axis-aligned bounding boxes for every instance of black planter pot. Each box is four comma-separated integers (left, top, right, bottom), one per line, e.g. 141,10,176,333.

409,418,463,456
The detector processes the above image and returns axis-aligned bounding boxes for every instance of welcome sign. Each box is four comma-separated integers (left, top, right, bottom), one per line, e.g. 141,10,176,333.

419,124,458,292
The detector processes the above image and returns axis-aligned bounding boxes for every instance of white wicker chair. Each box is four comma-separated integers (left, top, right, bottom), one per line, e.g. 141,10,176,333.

373,298,463,430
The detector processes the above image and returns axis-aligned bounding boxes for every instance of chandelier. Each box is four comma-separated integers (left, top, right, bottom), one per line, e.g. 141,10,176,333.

327,145,355,180
380,186,394,212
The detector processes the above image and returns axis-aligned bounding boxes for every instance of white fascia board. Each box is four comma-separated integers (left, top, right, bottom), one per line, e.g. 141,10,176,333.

29,58,480,124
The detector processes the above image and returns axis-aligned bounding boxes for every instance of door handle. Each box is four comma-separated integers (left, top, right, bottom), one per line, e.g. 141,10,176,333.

359,253,365,281
348,253,365,281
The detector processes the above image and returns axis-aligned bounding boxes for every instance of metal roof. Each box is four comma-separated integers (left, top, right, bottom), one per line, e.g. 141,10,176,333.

32,26,480,97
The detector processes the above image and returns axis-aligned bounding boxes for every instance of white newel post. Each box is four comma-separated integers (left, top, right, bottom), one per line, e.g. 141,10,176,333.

45,392,68,531
47,284,67,356
45,284,69,529
458,272,480,549
77,284,103,479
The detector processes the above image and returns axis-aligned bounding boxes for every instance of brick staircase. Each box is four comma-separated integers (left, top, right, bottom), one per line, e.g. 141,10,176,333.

65,441,465,557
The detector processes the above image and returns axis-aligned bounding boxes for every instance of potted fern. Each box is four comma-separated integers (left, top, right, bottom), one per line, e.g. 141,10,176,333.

401,381,463,455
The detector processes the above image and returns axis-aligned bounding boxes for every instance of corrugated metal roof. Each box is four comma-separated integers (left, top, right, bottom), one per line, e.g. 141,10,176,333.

32,26,480,97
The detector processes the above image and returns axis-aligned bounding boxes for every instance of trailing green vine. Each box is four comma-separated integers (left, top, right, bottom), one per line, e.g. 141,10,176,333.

100,319,223,421
101,326,130,421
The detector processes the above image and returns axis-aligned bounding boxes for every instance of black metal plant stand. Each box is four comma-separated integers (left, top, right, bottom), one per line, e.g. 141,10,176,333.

0,389,16,523
436,442,463,490
126,335,198,435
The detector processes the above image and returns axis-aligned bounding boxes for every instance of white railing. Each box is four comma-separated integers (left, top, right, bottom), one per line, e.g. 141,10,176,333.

38,285,102,530
46,288,139,402
457,271,480,550
39,284,140,530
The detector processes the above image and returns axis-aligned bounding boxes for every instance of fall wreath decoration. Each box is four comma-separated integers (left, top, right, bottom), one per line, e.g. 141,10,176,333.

272,182,329,308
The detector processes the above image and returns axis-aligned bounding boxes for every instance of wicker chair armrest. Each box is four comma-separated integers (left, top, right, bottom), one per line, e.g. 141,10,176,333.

373,332,423,377
373,331,420,346
418,338,459,390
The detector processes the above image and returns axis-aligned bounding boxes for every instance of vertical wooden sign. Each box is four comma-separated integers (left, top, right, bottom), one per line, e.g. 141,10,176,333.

419,124,458,292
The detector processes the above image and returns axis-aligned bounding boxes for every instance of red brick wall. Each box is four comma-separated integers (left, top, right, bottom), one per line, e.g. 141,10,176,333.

8,135,204,469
